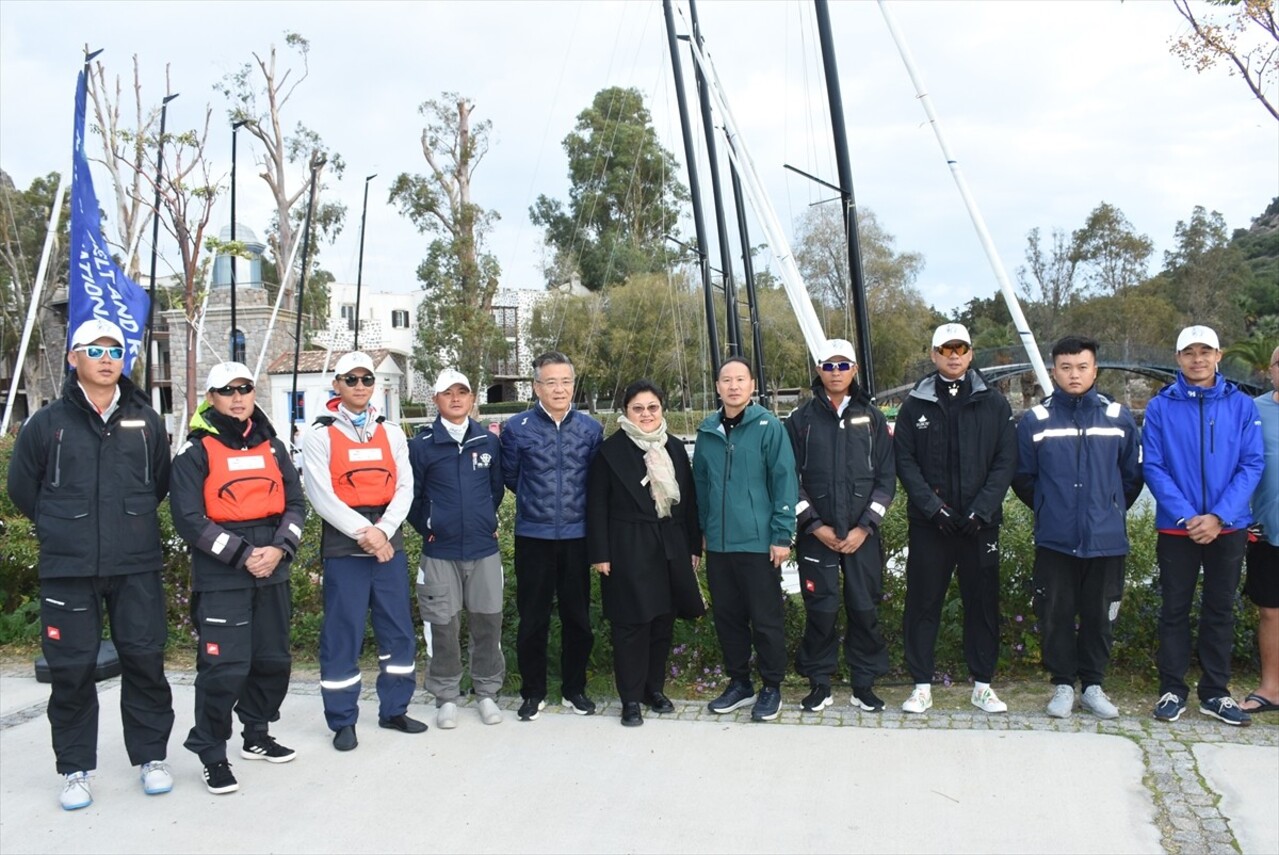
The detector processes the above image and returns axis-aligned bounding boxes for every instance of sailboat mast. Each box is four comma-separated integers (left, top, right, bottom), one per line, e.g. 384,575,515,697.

663,0,721,378
730,163,768,405
814,0,875,396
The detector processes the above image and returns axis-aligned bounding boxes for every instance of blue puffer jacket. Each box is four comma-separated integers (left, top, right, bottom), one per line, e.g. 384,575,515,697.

500,403,602,539
1012,386,1144,558
1143,372,1265,531
407,416,505,560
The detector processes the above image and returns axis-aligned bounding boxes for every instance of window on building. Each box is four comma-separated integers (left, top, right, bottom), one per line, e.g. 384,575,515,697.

291,391,305,424
230,329,246,365
391,309,410,329
492,306,518,336
340,304,357,332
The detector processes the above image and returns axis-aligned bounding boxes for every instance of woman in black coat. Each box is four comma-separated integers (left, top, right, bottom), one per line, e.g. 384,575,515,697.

587,380,703,727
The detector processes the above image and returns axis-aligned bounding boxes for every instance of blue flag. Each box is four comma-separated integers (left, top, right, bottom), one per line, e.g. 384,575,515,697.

66,68,150,374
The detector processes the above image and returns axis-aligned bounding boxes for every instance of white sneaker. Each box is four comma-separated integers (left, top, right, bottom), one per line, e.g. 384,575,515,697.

478,697,503,725
436,702,458,729
60,771,92,811
1046,684,1075,719
1081,685,1119,720
971,685,1008,713
902,686,932,714
140,761,173,795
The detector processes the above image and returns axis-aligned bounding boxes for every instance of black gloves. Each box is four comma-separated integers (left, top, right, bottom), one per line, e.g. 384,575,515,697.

957,512,982,539
931,505,961,536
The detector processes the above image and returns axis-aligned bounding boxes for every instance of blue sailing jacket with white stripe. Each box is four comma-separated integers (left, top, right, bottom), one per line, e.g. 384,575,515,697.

1012,386,1144,558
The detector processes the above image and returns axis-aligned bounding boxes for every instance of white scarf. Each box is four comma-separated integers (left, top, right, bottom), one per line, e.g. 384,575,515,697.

617,415,680,519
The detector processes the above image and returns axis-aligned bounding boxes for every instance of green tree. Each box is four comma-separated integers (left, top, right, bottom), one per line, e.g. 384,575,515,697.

528,290,608,410
1170,0,1278,122
389,94,504,388
1231,196,1279,328
1160,206,1251,339
1072,202,1154,296
1016,226,1081,344
530,87,687,291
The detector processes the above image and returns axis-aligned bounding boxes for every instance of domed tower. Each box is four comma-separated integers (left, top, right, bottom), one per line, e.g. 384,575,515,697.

210,222,267,300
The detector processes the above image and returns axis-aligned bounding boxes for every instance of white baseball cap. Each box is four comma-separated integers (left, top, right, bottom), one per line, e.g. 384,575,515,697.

334,351,376,376
816,338,857,364
1175,325,1220,352
434,368,472,394
206,361,254,390
931,322,972,349
70,318,125,349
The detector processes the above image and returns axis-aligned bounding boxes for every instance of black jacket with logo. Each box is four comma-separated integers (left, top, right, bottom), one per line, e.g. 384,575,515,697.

8,373,170,578
893,368,1017,527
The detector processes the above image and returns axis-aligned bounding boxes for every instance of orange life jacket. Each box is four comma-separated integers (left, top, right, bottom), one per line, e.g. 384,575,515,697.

327,422,396,508
201,436,286,523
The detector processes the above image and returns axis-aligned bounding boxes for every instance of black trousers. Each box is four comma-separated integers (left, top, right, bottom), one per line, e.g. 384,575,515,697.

1157,531,1247,702
902,523,1001,684
514,536,594,699
1032,548,1124,689
184,584,292,764
39,573,174,775
794,532,889,688
706,551,788,687
610,613,675,703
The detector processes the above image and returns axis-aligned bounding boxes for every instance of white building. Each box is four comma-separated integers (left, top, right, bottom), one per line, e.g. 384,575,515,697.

265,347,404,439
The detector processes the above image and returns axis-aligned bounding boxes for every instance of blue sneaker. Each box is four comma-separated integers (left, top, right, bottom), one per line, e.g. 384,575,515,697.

751,686,782,721
708,680,756,714
1199,696,1252,727
1153,692,1186,722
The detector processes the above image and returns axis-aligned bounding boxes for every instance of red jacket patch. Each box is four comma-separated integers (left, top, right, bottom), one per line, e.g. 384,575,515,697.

46,626,61,641
206,642,221,657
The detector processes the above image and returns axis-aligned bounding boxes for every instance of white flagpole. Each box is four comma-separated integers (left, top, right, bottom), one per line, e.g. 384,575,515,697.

2,175,68,435
877,0,1051,395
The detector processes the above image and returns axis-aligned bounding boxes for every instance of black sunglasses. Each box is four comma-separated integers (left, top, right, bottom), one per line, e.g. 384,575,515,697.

212,383,254,397
821,361,853,372
341,374,376,387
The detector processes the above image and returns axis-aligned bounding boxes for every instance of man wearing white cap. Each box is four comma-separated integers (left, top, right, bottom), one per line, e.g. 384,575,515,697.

894,322,1017,715
406,369,506,729
7,317,175,809
785,339,896,713
302,351,424,750
169,362,306,793
1144,325,1264,726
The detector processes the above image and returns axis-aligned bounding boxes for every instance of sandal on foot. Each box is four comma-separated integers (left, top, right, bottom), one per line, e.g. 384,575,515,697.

1241,692,1279,713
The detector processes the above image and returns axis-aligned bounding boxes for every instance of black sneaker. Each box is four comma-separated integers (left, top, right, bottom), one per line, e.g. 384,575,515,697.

561,692,597,715
645,691,676,714
851,686,885,712
518,697,546,721
241,735,297,764
203,760,239,794
801,683,833,712
751,686,782,721
708,680,756,714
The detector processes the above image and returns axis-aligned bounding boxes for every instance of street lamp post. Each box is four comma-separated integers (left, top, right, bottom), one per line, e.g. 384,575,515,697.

144,91,179,393
353,173,376,351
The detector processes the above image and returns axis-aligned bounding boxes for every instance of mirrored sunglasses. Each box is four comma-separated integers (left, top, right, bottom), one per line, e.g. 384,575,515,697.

212,383,254,397
75,344,124,360
820,361,853,372
935,342,971,357
341,374,376,387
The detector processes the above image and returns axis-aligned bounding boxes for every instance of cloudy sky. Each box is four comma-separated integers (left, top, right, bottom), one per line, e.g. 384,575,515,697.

1,0,1274,319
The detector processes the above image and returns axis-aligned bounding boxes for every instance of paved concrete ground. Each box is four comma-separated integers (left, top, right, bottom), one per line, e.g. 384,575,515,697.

1,671,1275,854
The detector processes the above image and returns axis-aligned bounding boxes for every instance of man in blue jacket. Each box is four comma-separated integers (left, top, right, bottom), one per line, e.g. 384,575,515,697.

408,369,506,729
1013,336,1143,720
1144,325,1264,726
501,352,603,721
694,357,798,722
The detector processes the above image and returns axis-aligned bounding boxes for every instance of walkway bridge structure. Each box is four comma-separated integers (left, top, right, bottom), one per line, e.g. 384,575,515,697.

876,342,1265,405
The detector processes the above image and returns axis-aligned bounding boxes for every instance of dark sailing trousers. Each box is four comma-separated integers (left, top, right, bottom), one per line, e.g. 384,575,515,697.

39,572,174,775
902,523,1001,684
794,532,890,688
514,536,594,700
610,612,676,704
184,584,292,764
1032,548,1125,689
1157,531,1247,702
706,551,788,687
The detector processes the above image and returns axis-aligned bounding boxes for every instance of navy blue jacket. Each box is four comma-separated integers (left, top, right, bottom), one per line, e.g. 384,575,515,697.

407,416,504,560
1012,386,1143,558
1143,372,1264,531
500,403,602,540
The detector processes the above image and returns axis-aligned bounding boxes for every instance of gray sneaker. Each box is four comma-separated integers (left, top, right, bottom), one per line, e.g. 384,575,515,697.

436,702,458,730
1046,684,1075,719
1081,685,1119,720
478,697,503,725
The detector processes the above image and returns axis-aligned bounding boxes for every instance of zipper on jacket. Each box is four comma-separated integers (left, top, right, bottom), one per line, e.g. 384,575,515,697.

720,439,735,552
53,428,64,487
1198,396,1207,515
141,426,152,486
